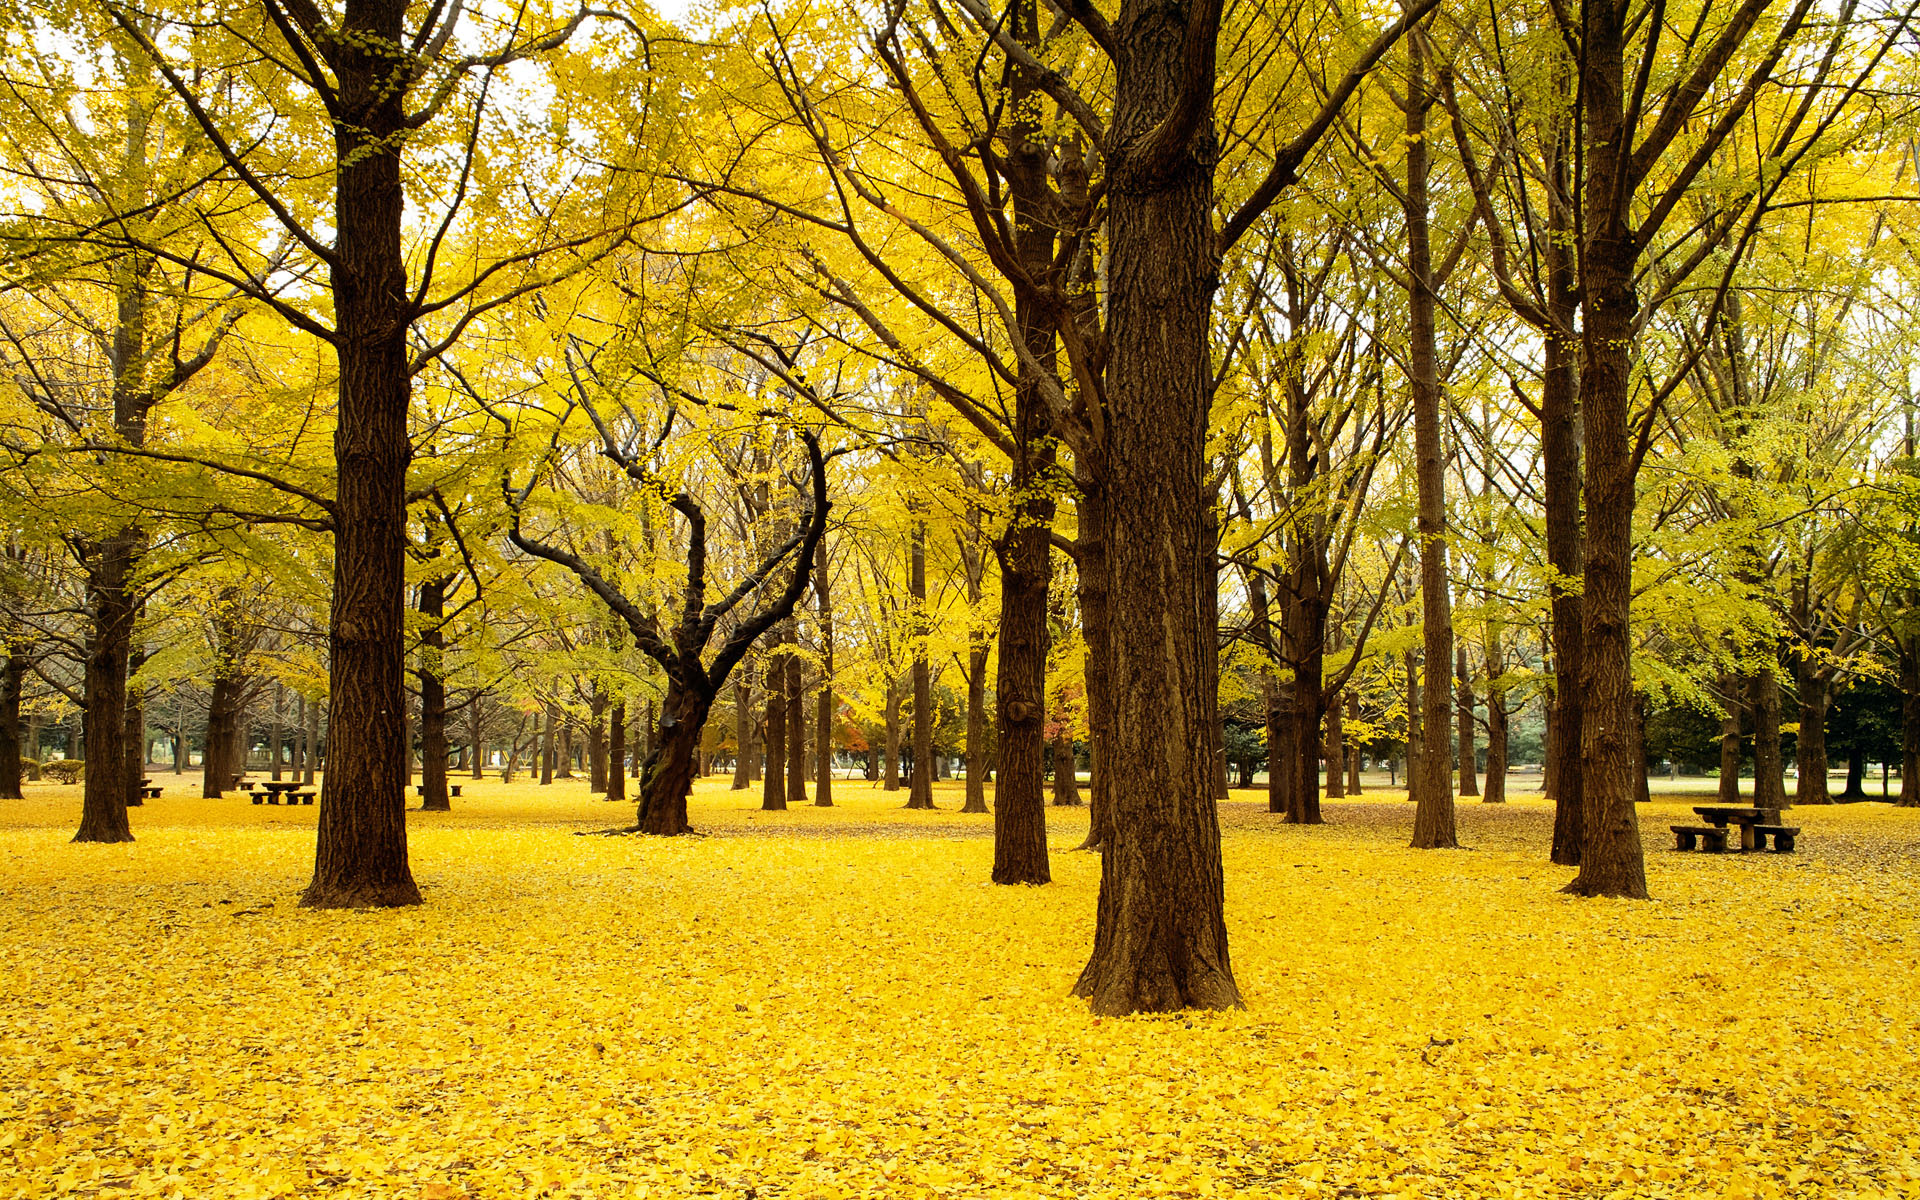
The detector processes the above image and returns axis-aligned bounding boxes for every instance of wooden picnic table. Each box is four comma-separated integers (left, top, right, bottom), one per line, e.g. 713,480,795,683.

252,780,315,806
1672,806,1800,853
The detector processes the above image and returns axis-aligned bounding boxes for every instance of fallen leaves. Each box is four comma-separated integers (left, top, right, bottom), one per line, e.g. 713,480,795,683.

1,779,1917,1198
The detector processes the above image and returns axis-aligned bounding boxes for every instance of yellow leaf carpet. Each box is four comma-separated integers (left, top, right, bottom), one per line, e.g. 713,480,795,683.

3,779,1917,1199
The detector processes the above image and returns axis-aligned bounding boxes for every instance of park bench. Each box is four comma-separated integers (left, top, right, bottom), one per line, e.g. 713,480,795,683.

1671,824,1728,852
140,785,162,800
416,784,462,798
290,790,315,805
1752,824,1799,852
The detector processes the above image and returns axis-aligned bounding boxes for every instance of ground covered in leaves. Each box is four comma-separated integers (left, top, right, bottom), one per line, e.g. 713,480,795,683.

3,776,1918,1199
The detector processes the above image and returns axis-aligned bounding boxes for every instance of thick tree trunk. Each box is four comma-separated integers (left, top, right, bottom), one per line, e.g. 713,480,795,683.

993,456,1053,877
635,687,713,835
1072,9,1240,1014
1796,670,1831,804
556,722,574,779
75,537,137,843
418,577,451,812
201,669,242,799
1541,168,1585,865
1456,643,1478,797
907,522,936,810
1563,0,1647,897
1841,743,1865,799
303,0,421,907
1405,36,1457,851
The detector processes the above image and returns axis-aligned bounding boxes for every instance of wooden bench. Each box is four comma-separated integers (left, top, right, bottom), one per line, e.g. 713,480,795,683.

140,785,162,800
1753,824,1800,852
415,784,462,798
1672,824,1728,852
291,791,315,805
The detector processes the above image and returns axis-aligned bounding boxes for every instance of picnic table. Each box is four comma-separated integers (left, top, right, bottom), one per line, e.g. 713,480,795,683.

1672,806,1800,853
252,780,314,806
138,777,162,800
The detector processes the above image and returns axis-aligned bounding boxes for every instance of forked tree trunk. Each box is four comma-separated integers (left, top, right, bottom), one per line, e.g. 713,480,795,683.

635,688,713,835
1071,6,1240,1014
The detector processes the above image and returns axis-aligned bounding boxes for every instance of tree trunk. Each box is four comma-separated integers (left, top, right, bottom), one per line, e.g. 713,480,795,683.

305,695,321,785
1483,673,1508,805
607,702,626,803
1749,667,1785,810
907,522,936,809
0,651,23,800
1347,693,1363,795
992,450,1053,876
762,638,787,810
587,688,608,794
470,697,485,780
556,721,574,779
302,0,423,907
1718,677,1744,805
634,686,713,835
785,622,808,805
1900,645,1920,806
1540,144,1585,865
1052,729,1081,805
732,674,754,790
74,537,136,843
418,576,450,812
1404,649,1423,800
1405,34,1457,851
1072,10,1240,1014
201,669,242,799
1563,0,1648,897
963,640,990,813
817,536,836,807
1456,642,1478,797
1075,484,1113,851
540,701,556,785
270,681,285,782
1841,742,1865,799
1323,697,1345,799
1796,668,1831,804
882,676,901,791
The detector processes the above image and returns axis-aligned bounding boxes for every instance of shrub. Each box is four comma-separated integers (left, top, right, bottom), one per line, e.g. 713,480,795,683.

42,759,85,784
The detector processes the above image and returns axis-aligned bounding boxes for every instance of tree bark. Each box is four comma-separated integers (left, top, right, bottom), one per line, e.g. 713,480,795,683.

74,536,136,842
587,687,608,794
786,621,808,806
1456,642,1478,797
817,537,836,807
1072,0,1241,1014
1052,730,1082,805
302,0,422,907
963,640,990,813
1796,667,1831,804
1563,0,1648,897
1405,33,1457,851
762,634,787,810
417,576,451,812
1718,677,1744,805
1323,697,1345,799
882,675,901,792
607,702,626,803
1749,667,1785,810
1074,485,1113,851
1900,645,1919,806
0,650,23,800
907,521,935,809
305,695,321,785
732,674,754,790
